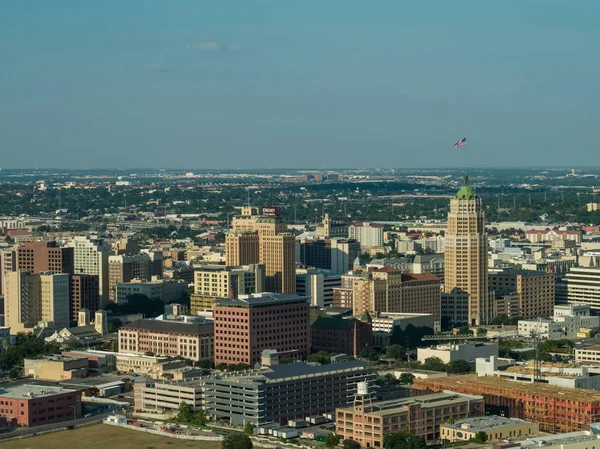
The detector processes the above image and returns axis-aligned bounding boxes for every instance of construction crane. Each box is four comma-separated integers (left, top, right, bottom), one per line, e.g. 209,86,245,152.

530,317,543,383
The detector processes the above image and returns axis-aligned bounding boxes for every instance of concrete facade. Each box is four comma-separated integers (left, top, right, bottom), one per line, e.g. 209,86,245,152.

204,360,375,426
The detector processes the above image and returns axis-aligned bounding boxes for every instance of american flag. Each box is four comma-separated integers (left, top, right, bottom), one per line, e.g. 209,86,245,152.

454,137,467,149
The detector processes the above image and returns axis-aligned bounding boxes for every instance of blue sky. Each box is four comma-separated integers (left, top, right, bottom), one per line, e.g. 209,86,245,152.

0,1,598,169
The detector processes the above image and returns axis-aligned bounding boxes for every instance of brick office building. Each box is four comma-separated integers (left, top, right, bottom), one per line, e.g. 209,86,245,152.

0,384,81,427
17,241,74,275
311,315,372,358
214,292,310,366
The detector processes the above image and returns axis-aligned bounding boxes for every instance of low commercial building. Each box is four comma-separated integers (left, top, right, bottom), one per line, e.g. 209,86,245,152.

417,342,498,364
371,313,436,350
440,416,539,442
204,360,375,426
134,378,203,413
575,345,600,364
118,319,214,362
24,355,89,381
113,352,187,376
518,305,599,339
413,374,600,433
116,279,188,304
0,384,81,427
62,350,117,374
508,424,600,449
336,388,484,446
476,356,600,390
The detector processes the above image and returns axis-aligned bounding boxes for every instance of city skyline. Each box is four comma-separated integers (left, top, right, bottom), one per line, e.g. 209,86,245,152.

2,1,599,169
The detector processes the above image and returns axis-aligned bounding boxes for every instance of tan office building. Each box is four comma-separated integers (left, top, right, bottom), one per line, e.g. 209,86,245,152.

351,268,441,327
225,208,296,294
118,320,214,362
336,389,484,447
443,178,489,325
489,269,555,319
191,264,265,312
5,271,70,332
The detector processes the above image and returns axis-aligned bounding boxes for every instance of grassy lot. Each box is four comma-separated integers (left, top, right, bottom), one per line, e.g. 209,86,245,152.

3,424,223,449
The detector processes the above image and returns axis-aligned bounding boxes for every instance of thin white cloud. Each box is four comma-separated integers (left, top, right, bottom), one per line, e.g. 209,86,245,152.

191,41,220,51
143,64,172,73
228,43,242,51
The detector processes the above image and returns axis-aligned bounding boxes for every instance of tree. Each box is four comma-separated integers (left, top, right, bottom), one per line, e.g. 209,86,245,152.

325,433,341,448
446,360,472,374
307,351,332,364
476,328,488,337
422,357,447,372
83,389,93,397
447,417,455,425
387,344,405,361
191,409,206,426
244,422,255,435
360,348,379,362
195,359,213,370
456,326,474,336
222,433,253,449
399,373,415,385
343,440,361,449
473,431,488,444
384,431,427,449
177,402,193,423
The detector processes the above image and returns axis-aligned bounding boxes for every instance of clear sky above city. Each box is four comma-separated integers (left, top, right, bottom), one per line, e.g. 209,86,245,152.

1,1,598,169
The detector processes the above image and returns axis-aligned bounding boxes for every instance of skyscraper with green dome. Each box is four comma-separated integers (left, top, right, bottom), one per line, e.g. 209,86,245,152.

443,176,490,326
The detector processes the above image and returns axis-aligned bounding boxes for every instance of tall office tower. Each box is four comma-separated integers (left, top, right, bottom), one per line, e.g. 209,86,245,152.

5,271,70,331
5,271,42,332
225,232,260,266
261,235,296,293
40,273,70,328
226,208,296,294
108,253,153,303
296,237,360,275
68,235,110,307
0,249,17,296
214,292,310,366
348,222,384,249
17,241,74,275
70,274,100,323
330,238,361,275
443,177,489,326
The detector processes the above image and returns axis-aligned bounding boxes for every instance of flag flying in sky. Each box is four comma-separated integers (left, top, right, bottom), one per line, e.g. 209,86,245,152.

454,137,467,149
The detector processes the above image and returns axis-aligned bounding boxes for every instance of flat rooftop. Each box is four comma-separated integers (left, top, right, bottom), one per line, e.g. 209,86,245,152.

0,384,76,399
216,292,309,308
339,391,482,416
414,374,600,403
441,416,533,432
208,360,370,384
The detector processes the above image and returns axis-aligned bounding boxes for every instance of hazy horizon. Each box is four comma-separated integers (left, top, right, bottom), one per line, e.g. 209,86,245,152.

2,1,598,169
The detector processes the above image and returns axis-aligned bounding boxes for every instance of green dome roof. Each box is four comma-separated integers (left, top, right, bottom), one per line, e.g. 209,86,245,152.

455,175,477,199
455,184,477,200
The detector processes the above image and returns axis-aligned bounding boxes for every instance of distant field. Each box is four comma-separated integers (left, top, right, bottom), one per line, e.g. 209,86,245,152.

3,424,222,449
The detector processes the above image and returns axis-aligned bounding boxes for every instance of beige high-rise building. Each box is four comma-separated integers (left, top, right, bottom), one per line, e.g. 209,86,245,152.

5,271,70,332
443,177,489,326
225,232,260,266
261,234,296,293
5,271,42,332
225,208,296,294
40,273,70,328
190,264,265,312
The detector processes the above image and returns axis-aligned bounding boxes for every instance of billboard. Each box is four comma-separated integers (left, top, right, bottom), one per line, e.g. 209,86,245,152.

261,206,279,217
